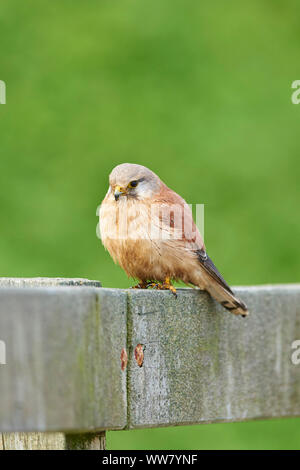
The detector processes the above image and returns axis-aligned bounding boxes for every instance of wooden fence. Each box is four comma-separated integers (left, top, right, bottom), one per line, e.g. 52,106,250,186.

0,278,299,449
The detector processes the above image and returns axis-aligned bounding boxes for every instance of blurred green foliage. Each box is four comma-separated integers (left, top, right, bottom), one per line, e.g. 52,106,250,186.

1,0,299,449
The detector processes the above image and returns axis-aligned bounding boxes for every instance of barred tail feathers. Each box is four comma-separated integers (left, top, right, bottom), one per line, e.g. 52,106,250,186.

205,281,248,317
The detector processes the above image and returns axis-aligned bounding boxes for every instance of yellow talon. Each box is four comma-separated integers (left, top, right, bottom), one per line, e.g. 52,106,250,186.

163,277,177,297
144,278,177,297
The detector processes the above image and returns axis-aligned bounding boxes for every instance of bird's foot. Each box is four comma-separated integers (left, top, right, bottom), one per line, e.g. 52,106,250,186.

146,278,177,298
162,278,177,297
146,281,164,290
131,281,148,289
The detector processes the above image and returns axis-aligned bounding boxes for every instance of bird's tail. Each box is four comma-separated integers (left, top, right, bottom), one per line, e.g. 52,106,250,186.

205,281,248,317
196,251,248,317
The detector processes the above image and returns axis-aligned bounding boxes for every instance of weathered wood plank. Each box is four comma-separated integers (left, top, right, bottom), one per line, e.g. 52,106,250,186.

0,286,127,432
0,431,106,450
0,278,101,288
1,281,300,433
1,432,65,450
126,285,300,428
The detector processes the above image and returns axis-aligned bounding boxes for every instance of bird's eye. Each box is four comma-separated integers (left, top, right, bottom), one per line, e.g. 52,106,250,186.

128,180,138,188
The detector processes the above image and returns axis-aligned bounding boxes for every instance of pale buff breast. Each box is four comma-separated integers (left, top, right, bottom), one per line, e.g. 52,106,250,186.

100,196,161,280
100,194,206,284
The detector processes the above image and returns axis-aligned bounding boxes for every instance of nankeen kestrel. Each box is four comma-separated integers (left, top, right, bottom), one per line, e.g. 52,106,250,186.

100,163,248,316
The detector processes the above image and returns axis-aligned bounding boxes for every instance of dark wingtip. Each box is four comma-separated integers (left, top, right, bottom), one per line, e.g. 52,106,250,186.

196,250,234,294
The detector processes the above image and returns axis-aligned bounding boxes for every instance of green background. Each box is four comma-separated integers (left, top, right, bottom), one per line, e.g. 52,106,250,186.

1,0,300,449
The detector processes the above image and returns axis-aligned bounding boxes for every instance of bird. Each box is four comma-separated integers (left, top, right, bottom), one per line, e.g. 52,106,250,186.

100,163,248,316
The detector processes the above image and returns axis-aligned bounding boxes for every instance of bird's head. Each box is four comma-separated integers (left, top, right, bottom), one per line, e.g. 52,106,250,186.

109,163,161,201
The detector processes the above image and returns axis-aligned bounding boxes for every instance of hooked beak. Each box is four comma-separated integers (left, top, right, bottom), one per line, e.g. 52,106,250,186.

114,185,127,201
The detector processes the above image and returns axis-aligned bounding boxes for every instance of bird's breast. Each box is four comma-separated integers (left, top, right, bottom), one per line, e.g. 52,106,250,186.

100,198,159,278
100,198,151,241
99,197,197,282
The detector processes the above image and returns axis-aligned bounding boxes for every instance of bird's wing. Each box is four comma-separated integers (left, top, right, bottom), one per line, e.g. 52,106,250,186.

153,184,205,250
196,248,233,294
154,184,236,297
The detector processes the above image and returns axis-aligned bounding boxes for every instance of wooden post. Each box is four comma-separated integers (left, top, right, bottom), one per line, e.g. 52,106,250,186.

65,432,106,450
0,433,66,450
0,278,108,451
0,432,106,450
0,279,300,448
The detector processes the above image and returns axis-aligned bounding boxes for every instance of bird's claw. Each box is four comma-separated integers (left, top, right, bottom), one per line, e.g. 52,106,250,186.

163,283,177,298
166,284,177,298
146,279,177,298
146,281,163,290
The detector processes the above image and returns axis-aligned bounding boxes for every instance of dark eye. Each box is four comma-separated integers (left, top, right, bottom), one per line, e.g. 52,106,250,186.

128,180,138,188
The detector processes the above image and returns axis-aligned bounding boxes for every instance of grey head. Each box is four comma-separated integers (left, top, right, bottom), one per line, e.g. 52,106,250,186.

109,163,161,201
